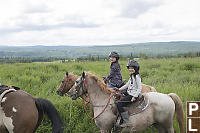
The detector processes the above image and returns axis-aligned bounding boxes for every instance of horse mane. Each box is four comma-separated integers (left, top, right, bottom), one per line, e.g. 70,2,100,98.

85,72,115,94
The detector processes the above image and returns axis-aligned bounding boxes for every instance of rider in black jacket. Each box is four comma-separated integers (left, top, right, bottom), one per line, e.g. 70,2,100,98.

104,51,123,88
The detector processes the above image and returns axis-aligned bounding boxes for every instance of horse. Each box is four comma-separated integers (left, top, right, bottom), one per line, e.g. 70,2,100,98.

56,72,156,97
56,72,79,96
67,72,185,133
0,85,63,133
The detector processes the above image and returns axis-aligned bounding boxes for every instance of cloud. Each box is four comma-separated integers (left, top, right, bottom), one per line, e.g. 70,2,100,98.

111,0,163,18
0,0,200,46
24,4,51,14
0,13,101,36
0,22,100,36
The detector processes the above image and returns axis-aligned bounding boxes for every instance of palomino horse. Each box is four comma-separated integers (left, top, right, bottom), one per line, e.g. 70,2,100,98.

56,72,156,96
0,85,63,133
68,72,185,133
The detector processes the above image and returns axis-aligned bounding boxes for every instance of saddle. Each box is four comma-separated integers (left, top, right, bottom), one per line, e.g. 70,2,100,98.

124,94,149,116
113,94,149,116
112,94,149,131
0,85,11,95
0,85,19,102
0,85,20,92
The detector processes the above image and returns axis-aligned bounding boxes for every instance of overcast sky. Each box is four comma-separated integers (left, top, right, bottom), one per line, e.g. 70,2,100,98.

0,0,200,46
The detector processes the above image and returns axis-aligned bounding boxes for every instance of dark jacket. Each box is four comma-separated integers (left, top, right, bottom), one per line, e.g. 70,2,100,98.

104,62,122,87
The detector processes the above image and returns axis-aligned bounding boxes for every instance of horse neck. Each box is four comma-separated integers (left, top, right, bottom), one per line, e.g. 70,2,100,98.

85,77,111,106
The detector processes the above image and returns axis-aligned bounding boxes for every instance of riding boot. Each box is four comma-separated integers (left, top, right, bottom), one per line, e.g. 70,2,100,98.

120,111,132,127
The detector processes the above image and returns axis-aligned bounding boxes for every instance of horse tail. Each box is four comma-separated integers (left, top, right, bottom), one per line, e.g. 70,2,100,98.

168,93,185,133
35,98,64,133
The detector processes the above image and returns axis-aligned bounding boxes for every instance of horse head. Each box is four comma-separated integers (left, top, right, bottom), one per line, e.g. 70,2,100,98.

56,72,78,96
68,72,87,100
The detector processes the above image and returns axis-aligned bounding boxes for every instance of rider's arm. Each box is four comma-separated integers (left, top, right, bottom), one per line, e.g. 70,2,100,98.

132,75,142,98
119,79,130,91
106,63,120,80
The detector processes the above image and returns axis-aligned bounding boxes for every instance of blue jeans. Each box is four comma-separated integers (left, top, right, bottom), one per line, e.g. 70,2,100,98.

108,83,115,89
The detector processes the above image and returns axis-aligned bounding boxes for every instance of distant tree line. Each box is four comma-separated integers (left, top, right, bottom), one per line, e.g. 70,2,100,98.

76,51,200,61
0,52,200,63
0,57,69,63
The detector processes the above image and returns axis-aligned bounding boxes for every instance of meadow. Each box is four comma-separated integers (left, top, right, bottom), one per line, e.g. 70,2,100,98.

0,57,200,133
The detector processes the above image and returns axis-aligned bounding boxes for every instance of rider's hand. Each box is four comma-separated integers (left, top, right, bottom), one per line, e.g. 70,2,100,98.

114,91,120,99
115,87,119,91
104,78,108,84
131,97,136,102
115,91,120,95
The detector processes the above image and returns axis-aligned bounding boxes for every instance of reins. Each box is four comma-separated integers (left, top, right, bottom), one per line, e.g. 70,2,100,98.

72,79,90,106
76,78,122,119
73,94,90,106
83,89,121,119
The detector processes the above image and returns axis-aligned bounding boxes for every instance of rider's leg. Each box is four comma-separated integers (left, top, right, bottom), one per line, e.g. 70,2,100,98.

116,95,132,127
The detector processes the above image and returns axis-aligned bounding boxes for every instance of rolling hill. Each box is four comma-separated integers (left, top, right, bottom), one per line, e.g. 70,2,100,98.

0,41,200,58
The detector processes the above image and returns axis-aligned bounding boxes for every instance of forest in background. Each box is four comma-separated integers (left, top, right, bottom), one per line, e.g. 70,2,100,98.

0,41,200,58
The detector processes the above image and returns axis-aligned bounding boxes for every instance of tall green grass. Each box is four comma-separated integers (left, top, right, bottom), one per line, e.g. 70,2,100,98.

0,58,199,133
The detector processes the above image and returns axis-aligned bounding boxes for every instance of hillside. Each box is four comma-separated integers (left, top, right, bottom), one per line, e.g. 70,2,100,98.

0,41,200,58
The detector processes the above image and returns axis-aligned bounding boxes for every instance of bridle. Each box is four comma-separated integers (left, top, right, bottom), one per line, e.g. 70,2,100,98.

74,77,88,96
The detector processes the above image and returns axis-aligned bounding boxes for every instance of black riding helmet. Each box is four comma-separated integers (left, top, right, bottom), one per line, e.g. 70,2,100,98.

109,51,120,60
127,60,140,75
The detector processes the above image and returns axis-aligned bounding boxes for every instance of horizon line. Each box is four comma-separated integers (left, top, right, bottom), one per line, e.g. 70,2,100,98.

0,40,199,47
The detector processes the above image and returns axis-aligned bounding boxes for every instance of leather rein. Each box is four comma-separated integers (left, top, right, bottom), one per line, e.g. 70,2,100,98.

75,78,122,119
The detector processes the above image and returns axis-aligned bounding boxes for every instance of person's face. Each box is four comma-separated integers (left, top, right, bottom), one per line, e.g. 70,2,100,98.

128,67,135,74
110,57,116,63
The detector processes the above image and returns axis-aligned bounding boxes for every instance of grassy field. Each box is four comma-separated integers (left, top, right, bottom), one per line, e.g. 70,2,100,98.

0,58,200,133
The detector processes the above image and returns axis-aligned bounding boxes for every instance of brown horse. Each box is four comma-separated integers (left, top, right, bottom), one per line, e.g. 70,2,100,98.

56,72,79,96
56,72,156,96
68,72,185,133
0,85,63,133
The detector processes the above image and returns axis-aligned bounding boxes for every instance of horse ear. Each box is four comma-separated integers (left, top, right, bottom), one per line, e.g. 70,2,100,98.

82,71,86,79
66,72,69,77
